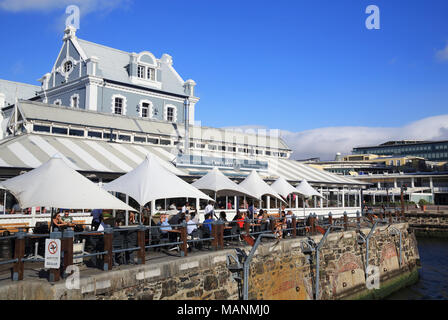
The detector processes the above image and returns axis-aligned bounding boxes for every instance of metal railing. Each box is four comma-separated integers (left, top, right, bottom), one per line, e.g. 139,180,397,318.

0,210,406,284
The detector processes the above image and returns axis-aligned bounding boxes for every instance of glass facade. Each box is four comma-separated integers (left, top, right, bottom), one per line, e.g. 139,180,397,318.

353,141,448,161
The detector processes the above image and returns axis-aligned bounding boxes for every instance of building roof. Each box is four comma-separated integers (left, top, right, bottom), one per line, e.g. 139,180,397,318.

0,131,366,186
15,100,291,150
0,79,40,108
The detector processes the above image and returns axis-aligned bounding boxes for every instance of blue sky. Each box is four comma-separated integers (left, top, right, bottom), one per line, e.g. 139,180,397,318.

1,0,448,159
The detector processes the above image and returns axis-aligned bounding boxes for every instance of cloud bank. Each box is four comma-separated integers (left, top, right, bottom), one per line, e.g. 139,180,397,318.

225,114,448,161
436,43,448,62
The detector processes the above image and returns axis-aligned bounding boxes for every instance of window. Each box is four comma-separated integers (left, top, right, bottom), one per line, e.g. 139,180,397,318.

147,137,159,144
52,127,68,135
196,143,205,149
69,128,84,137
33,124,50,133
118,134,131,142
111,95,127,115
104,133,117,141
134,136,146,143
140,101,152,118
54,99,62,106
137,65,145,79
70,94,79,108
160,139,171,145
88,131,102,139
167,107,174,122
147,68,155,81
64,61,73,73
114,97,123,115
208,145,217,150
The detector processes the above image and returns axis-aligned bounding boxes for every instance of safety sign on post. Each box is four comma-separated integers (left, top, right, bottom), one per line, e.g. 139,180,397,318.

45,239,61,269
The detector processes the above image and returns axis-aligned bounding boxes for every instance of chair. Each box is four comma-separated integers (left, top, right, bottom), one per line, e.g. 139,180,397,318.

112,230,125,266
124,229,138,264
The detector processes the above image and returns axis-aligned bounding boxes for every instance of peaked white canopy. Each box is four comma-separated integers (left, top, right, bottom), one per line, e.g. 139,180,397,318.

295,179,324,198
239,170,285,202
0,155,135,211
270,176,301,199
104,153,213,206
192,167,257,198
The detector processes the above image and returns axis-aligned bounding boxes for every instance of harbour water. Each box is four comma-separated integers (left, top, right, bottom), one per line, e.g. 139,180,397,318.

386,237,448,300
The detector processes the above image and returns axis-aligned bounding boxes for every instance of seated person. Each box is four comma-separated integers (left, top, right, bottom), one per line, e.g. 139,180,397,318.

185,214,198,236
219,211,228,222
202,213,214,236
61,210,76,227
52,212,67,231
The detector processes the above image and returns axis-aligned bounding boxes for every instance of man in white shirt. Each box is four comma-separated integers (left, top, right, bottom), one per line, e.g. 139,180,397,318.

204,201,215,218
185,214,197,235
182,202,190,214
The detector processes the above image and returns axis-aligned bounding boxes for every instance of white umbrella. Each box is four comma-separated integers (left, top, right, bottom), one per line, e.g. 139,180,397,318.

0,155,134,211
192,167,257,198
239,170,285,203
295,179,324,218
103,153,213,206
270,176,301,199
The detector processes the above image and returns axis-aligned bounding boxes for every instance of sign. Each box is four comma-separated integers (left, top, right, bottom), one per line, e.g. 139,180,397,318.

45,239,61,269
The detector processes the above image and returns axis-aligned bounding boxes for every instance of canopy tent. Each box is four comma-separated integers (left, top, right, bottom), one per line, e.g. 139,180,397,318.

0,155,134,211
270,176,302,199
295,179,324,218
103,153,213,208
239,170,285,204
295,179,324,198
192,167,257,198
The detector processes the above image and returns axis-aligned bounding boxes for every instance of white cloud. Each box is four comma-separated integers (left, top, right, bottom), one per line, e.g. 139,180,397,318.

0,0,129,15
436,43,448,62
224,115,448,161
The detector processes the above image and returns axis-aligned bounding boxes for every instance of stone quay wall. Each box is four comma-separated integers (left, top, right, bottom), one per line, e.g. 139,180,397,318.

406,212,448,237
0,223,419,300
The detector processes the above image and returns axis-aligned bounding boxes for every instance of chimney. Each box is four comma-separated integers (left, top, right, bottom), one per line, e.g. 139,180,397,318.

38,73,51,91
86,56,99,76
184,79,196,97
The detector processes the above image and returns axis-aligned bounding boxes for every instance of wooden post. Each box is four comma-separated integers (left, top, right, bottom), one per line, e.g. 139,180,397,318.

270,217,275,233
180,223,188,257
62,228,74,278
218,221,224,249
48,230,62,282
244,218,250,235
292,216,297,237
356,211,361,228
137,226,146,264
103,226,113,271
343,212,348,231
211,222,218,251
328,213,333,226
12,230,26,281
389,210,393,224
311,214,316,234
379,210,383,221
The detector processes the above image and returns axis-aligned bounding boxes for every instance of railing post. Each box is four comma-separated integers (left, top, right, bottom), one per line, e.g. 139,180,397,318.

12,229,26,281
180,222,188,257
292,215,297,238
211,221,218,251
356,211,361,228
328,212,333,226
310,214,316,234
343,212,348,231
48,230,62,282
379,210,383,221
244,218,250,236
137,225,146,265
270,217,275,233
388,210,393,224
218,220,224,249
103,226,113,271
367,211,373,224
62,227,74,278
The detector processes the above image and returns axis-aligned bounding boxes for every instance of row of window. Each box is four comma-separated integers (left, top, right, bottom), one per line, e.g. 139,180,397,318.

33,124,172,145
357,144,448,155
190,142,287,157
53,95,177,123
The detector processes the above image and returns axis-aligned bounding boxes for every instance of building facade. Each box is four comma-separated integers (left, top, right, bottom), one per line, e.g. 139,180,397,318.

353,140,448,162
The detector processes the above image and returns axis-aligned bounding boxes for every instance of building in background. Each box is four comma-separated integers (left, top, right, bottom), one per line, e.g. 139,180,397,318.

352,140,448,162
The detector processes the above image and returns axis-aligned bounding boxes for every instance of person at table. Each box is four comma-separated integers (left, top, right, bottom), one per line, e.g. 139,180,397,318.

52,212,67,231
219,211,228,222
185,214,198,236
182,202,191,214
227,201,232,210
61,210,75,227
202,213,214,236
